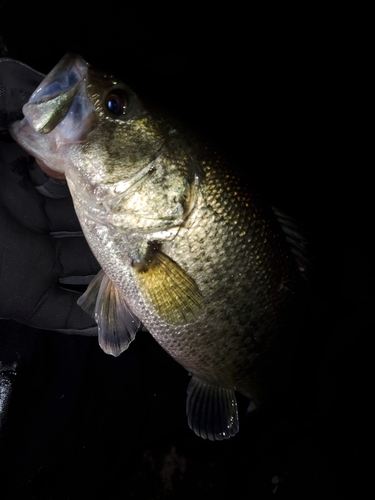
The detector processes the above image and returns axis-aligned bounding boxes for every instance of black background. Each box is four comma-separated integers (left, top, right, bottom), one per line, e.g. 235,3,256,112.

0,2,373,499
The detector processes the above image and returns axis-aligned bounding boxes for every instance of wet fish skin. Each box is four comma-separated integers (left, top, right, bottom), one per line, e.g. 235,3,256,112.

10,53,305,440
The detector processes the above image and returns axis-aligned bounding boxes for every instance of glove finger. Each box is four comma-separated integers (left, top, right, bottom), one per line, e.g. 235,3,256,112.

0,142,50,231
0,58,43,129
1,143,79,231
29,159,71,199
44,194,83,233
54,235,101,282
27,285,98,336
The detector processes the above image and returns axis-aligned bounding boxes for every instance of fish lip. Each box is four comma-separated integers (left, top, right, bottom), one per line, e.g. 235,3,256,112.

35,158,66,179
9,118,68,178
27,52,89,105
22,52,90,134
10,53,97,178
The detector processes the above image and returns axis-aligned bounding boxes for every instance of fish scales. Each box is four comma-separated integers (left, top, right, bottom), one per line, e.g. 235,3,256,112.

10,53,306,440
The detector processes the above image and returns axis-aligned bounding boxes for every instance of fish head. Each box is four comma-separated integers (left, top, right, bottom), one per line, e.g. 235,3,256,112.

10,52,165,185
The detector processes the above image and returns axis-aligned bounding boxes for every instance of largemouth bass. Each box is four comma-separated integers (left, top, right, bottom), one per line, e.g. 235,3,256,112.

10,53,307,440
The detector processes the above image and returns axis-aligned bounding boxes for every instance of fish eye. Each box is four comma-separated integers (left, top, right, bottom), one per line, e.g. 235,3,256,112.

105,90,127,116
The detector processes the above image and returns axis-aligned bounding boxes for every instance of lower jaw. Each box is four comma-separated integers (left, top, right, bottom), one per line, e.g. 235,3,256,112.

36,158,66,180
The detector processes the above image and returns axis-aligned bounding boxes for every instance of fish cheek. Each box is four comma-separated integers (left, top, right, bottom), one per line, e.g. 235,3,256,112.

100,119,164,181
132,241,204,325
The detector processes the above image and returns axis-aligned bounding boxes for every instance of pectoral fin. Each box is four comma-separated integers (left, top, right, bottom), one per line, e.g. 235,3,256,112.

186,375,239,441
78,270,141,357
133,242,204,325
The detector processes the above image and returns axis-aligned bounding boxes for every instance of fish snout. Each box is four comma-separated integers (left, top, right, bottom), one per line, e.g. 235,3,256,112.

21,52,96,141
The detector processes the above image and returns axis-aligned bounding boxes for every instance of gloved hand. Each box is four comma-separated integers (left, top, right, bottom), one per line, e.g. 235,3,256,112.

0,58,100,335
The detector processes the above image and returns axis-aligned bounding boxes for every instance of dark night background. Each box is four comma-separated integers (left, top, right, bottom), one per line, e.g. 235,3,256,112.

0,2,373,499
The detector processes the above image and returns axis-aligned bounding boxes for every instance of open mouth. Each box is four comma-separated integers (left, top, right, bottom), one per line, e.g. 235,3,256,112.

10,53,96,180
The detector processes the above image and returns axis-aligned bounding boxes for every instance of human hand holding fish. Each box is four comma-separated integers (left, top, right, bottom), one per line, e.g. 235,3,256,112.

0,58,100,335
6,53,310,441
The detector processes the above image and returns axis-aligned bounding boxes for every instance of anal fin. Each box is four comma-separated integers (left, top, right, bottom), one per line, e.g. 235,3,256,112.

186,375,239,441
77,270,141,357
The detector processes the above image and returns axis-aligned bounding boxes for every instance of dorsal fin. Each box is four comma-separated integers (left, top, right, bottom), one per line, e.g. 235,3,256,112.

273,206,312,282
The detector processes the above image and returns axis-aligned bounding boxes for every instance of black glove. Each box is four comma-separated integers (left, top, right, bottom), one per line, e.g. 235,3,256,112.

0,58,100,335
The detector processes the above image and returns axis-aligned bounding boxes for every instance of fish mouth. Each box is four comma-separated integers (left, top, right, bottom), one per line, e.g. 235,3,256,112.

22,52,90,134
10,52,97,177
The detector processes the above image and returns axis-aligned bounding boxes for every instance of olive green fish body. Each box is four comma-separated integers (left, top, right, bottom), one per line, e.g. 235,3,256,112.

10,53,305,440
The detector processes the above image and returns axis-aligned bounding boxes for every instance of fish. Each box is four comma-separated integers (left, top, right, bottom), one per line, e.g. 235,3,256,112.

10,53,308,441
